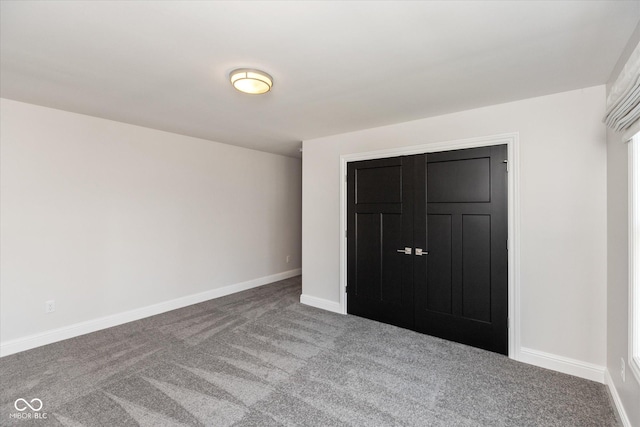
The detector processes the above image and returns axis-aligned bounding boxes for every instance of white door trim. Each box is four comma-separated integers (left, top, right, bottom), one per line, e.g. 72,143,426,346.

338,132,521,359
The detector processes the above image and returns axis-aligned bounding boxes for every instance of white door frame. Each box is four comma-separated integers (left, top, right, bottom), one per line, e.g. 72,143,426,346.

338,132,521,359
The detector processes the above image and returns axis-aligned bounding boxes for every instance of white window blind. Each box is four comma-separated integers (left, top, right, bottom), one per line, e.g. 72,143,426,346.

605,42,640,139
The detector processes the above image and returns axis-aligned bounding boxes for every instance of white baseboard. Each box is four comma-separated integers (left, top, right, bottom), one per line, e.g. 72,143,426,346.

604,369,632,427
300,293,342,314
0,269,301,357
518,347,605,383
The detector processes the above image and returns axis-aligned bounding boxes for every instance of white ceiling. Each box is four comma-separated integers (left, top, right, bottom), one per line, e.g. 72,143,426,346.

1,1,639,158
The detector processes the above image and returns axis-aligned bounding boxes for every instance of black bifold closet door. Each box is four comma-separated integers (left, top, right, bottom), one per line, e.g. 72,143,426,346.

347,145,508,355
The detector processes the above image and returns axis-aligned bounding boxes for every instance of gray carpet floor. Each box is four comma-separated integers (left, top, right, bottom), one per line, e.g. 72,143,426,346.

0,276,619,426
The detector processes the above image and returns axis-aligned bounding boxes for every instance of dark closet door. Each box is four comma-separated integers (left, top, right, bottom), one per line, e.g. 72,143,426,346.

413,145,508,354
347,156,415,329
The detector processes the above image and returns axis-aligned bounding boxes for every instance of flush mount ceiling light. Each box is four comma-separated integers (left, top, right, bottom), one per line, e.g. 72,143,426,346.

229,68,273,95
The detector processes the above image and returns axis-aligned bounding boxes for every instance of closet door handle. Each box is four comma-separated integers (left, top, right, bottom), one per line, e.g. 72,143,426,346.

415,248,429,256
396,247,412,255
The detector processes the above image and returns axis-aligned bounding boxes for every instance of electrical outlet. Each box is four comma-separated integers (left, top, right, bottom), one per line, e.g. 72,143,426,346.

621,357,626,382
45,300,55,313
286,255,290,263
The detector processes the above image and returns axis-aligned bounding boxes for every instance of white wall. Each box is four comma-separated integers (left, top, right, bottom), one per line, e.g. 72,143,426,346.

0,98,302,350
606,23,640,427
302,86,607,371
